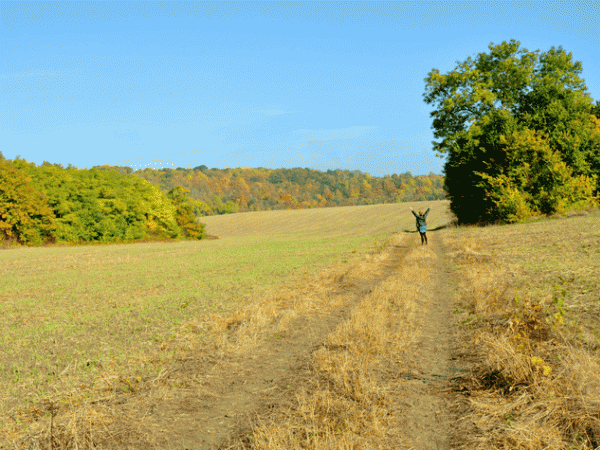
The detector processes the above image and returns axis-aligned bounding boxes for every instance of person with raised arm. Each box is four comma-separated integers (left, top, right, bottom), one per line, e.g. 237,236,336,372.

410,206,430,245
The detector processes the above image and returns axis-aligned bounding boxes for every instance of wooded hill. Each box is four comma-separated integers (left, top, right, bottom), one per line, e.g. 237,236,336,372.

129,166,446,215
0,152,446,247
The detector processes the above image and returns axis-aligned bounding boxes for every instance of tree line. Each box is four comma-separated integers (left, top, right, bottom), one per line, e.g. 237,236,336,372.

131,166,446,216
0,156,206,247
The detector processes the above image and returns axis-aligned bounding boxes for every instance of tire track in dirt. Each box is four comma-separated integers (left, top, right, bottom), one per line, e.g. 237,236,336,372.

135,238,416,449
215,233,468,449
381,235,468,450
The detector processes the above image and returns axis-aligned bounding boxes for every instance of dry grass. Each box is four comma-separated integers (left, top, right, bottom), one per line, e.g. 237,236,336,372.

198,201,445,239
224,236,436,450
439,208,600,450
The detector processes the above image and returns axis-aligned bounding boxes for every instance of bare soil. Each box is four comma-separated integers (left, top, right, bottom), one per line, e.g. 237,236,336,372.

377,241,465,450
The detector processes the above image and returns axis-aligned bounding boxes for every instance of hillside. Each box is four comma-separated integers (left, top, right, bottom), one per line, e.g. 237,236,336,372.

108,164,447,215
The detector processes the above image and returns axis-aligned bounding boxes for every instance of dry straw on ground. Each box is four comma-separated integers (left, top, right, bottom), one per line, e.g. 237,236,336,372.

443,225,600,450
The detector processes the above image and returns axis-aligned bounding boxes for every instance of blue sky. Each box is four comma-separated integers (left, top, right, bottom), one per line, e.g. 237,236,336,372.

2,1,599,177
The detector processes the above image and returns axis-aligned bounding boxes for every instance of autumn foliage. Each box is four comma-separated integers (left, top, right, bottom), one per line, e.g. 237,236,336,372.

167,185,207,240
475,128,598,223
0,156,207,248
134,166,447,216
0,152,448,248
0,158,57,246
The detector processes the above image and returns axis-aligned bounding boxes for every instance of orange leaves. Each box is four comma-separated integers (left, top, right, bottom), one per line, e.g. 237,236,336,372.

278,192,296,209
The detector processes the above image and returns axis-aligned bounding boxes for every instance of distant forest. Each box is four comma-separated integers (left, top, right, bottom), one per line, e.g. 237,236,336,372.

124,165,447,216
0,152,446,247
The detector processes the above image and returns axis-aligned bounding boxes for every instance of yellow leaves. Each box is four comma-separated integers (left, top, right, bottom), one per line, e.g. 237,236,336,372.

530,356,553,376
146,217,157,231
476,171,533,223
142,184,179,237
585,113,600,142
531,356,543,365
481,89,496,106
428,71,444,86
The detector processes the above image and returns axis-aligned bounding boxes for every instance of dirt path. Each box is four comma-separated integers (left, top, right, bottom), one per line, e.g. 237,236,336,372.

381,236,467,450
134,236,415,448
130,233,465,449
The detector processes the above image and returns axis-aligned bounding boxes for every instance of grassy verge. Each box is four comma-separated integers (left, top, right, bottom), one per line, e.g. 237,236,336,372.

440,208,600,449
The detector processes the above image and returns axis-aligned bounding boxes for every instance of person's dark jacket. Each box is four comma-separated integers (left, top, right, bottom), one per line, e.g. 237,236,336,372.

411,208,430,230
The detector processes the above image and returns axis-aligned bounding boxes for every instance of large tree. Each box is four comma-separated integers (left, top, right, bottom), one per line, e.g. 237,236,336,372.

424,39,600,224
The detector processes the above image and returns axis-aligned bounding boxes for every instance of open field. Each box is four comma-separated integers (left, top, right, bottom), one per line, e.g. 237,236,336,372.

0,200,451,445
197,201,447,239
443,208,600,352
2,200,600,449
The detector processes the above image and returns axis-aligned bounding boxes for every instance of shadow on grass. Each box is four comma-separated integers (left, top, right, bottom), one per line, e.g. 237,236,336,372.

402,206,600,235
403,223,457,233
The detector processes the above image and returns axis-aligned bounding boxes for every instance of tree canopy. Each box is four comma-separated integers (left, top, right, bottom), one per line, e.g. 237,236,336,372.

0,157,208,247
424,39,600,224
0,158,57,246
